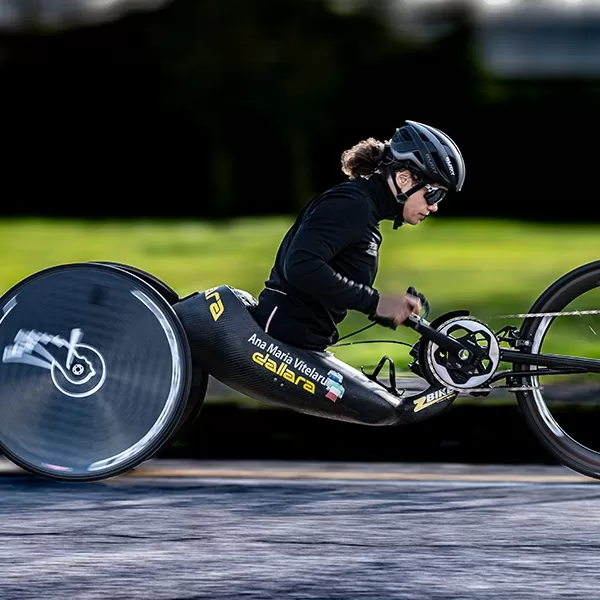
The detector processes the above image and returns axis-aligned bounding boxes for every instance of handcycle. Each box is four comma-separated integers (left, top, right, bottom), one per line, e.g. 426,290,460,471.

1,259,600,482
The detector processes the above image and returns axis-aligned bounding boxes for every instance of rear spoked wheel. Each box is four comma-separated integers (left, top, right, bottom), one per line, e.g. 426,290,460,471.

515,260,600,479
0,263,192,481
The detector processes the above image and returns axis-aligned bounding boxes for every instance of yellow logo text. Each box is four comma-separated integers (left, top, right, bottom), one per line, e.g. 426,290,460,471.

252,352,316,394
205,289,224,321
413,388,455,413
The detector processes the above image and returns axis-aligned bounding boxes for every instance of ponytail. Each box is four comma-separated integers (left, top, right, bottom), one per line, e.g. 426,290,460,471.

340,137,388,180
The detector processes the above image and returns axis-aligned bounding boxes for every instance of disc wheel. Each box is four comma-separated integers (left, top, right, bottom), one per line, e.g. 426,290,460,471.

86,262,207,444
0,263,192,481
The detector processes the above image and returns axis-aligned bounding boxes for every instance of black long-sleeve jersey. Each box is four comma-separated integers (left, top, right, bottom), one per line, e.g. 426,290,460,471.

254,174,399,350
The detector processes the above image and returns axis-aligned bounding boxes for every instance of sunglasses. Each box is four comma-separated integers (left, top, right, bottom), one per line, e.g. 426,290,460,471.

424,183,447,205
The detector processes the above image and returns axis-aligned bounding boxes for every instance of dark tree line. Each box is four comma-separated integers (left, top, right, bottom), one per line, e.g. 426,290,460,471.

1,0,600,221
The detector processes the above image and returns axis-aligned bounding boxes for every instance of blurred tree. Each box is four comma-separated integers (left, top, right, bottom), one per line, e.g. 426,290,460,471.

0,0,171,31
0,0,536,220
140,0,424,215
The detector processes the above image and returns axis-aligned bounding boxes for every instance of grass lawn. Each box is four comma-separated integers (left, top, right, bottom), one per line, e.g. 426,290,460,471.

0,216,598,380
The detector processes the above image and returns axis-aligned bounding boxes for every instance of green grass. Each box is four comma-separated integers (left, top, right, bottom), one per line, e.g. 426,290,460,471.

1,216,599,374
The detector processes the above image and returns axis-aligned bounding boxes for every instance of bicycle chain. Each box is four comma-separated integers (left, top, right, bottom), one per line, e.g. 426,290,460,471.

434,309,600,394
493,309,600,319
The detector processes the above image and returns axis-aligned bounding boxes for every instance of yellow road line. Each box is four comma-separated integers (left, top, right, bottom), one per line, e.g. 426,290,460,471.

126,468,599,483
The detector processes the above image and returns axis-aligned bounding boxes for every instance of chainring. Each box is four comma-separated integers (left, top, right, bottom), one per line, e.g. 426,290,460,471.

419,315,501,390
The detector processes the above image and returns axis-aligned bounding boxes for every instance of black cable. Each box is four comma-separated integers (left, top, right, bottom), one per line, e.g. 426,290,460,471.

335,322,376,342
331,339,413,348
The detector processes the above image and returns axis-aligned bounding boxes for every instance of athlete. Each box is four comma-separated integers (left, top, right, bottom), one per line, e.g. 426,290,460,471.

253,120,466,351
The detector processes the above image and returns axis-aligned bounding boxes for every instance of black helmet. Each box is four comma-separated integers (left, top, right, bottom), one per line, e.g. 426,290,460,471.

389,120,466,192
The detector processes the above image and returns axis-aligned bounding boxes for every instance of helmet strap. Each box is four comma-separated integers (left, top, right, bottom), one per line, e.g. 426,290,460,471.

392,181,425,230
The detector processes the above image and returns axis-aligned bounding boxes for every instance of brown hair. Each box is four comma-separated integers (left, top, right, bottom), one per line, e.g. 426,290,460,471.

340,137,387,180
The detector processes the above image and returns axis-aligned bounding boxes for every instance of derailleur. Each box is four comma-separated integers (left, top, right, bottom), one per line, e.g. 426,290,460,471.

495,324,532,349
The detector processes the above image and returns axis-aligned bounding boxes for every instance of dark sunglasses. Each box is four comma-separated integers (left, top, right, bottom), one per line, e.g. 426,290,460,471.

424,183,447,205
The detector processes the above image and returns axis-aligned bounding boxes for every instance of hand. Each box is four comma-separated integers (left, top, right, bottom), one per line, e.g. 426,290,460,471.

375,293,422,327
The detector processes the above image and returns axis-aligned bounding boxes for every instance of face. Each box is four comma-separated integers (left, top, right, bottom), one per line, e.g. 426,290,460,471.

395,170,446,226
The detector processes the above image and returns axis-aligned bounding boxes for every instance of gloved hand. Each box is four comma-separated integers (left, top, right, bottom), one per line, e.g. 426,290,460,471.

372,293,422,329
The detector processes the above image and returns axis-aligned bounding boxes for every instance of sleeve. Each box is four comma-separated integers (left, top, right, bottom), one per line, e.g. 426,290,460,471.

282,193,380,316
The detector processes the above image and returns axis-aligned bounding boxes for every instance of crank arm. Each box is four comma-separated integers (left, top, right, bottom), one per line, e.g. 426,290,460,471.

404,315,472,359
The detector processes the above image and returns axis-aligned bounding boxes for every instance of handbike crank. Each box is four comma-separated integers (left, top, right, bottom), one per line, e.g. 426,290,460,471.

402,292,557,395
418,315,500,390
411,314,542,395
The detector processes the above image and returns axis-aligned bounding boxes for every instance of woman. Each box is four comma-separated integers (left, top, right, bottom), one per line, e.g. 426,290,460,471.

253,120,466,351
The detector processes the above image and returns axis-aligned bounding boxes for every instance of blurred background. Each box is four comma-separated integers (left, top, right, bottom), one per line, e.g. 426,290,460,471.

1,0,600,462
3,0,600,220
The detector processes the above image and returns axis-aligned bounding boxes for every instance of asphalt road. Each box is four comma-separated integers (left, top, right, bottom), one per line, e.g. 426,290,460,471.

1,459,599,599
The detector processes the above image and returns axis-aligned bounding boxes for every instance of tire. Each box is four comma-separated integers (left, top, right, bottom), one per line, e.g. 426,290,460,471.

87,262,208,446
88,262,180,305
0,263,192,481
515,260,600,479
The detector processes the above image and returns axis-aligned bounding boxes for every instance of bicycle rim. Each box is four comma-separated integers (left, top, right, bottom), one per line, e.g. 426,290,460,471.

0,263,192,481
515,261,600,479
